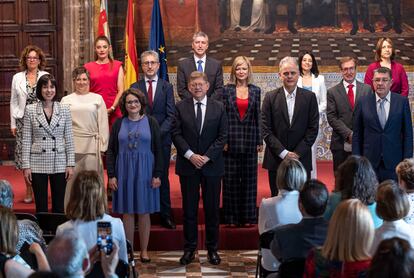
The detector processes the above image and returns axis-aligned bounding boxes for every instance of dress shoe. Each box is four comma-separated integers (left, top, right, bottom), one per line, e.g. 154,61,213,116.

350,26,358,35
383,24,393,32
180,251,195,265
394,25,402,34
160,217,176,229
363,24,375,33
234,26,241,32
207,250,221,265
140,256,151,263
288,25,298,34
264,26,275,34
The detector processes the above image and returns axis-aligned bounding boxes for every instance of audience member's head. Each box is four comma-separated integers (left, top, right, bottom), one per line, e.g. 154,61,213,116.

322,199,374,262
396,158,414,192
376,180,409,222
335,155,378,205
276,158,307,191
47,230,89,277
299,179,329,217
367,237,414,278
0,206,18,256
65,170,107,221
0,180,13,208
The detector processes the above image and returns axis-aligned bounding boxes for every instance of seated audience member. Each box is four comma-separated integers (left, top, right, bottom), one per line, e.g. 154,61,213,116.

367,237,414,278
258,158,307,275
0,179,46,253
270,179,329,274
0,206,49,277
47,230,119,278
324,155,382,228
371,180,414,254
396,158,414,224
304,199,374,277
57,170,127,262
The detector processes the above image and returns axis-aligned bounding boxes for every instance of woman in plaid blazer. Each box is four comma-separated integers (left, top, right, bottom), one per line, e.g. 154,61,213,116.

222,56,263,226
22,74,75,213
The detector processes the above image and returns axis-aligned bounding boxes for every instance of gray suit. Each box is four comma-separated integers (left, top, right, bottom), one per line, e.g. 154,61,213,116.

326,80,372,170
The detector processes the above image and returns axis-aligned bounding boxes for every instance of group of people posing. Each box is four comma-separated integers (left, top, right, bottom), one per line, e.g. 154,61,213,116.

8,30,410,267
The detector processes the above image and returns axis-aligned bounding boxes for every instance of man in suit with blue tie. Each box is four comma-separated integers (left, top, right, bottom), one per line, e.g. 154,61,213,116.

172,71,227,265
353,67,413,182
176,31,223,101
130,50,176,229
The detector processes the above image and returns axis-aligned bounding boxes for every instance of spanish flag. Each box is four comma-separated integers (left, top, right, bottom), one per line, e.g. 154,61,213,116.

124,0,138,88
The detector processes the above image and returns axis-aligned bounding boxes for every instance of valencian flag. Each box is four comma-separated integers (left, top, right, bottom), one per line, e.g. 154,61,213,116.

98,0,111,42
124,0,138,88
149,0,169,81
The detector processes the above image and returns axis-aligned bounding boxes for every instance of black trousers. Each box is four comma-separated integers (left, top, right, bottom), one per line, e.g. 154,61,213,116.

266,0,297,27
180,174,221,252
331,149,351,173
159,144,172,219
31,172,66,213
268,170,278,197
379,0,401,26
375,159,397,183
346,0,371,27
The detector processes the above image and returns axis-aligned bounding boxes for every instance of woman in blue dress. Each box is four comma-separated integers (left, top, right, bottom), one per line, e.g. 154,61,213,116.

107,88,162,262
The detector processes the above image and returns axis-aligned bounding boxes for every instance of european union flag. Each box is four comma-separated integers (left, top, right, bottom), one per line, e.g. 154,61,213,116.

149,0,169,81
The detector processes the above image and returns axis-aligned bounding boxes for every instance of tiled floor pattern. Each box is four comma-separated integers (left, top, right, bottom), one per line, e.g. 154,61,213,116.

135,250,258,277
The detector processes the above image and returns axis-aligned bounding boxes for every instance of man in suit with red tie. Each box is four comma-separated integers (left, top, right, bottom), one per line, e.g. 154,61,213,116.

176,31,223,101
130,50,176,229
172,71,227,265
353,67,413,182
327,56,372,171
261,56,319,197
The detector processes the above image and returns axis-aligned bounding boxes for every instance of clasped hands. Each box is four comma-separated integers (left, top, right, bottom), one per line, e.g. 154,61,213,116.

189,154,210,169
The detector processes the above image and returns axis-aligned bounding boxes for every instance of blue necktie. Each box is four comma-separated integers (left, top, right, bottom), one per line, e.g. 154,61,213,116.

197,60,203,72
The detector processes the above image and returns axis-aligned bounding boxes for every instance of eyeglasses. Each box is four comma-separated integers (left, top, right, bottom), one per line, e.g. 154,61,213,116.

142,61,158,67
373,78,391,83
26,56,39,61
126,100,140,105
341,67,355,73
190,82,206,88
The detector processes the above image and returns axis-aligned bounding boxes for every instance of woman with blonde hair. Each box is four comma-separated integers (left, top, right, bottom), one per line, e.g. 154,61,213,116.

222,55,262,226
304,199,374,277
57,170,127,262
396,158,414,224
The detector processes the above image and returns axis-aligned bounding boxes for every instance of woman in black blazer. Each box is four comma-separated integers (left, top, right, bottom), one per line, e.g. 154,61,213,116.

222,56,263,226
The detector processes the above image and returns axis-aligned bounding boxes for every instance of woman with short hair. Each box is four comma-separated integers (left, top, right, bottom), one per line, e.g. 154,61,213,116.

396,158,414,224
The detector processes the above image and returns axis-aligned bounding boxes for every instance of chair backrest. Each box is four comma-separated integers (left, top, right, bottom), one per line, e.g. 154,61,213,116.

85,259,129,278
259,230,275,249
35,212,68,234
15,212,38,223
278,258,306,278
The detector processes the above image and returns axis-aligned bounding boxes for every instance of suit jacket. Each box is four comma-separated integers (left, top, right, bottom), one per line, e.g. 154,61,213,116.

261,87,319,173
298,74,327,113
327,80,372,151
176,56,224,100
223,84,262,153
352,92,413,170
172,97,228,176
22,102,75,174
130,78,175,145
10,70,49,128
270,217,328,261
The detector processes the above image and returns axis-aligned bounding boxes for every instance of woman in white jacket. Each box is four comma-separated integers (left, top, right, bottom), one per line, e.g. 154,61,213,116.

297,51,327,179
10,45,48,203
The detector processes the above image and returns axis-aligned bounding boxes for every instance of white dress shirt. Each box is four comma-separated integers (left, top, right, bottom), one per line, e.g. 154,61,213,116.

371,219,414,255
279,87,297,159
144,75,159,102
194,55,206,72
184,95,207,160
342,79,357,103
375,91,391,123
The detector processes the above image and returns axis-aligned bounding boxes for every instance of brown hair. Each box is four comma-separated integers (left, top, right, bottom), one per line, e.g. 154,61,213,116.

189,71,209,84
93,35,113,61
72,66,90,80
338,56,357,70
322,199,373,262
0,206,18,256
375,37,395,62
396,158,414,191
19,45,47,71
228,56,253,85
376,180,409,221
119,88,146,117
65,171,107,221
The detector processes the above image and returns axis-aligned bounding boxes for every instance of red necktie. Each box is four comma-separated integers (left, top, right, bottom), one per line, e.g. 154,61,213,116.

347,84,354,110
147,80,153,107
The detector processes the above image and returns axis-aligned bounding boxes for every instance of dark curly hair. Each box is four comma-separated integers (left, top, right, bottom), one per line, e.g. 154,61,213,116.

119,88,146,117
335,155,378,205
19,45,47,71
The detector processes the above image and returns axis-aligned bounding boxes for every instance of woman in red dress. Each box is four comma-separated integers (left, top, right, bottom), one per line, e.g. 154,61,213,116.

84,36,124,129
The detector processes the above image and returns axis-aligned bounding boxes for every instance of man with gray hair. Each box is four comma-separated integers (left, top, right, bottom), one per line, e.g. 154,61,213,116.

262,56,319,196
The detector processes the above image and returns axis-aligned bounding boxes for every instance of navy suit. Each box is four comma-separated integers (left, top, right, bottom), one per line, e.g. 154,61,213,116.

353,92,413,181
130,78,175,218
172,97,227,252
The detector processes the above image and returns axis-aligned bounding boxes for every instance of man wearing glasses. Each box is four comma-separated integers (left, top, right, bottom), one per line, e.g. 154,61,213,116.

326,56,372,171
352,67,413,182
130,50,176,229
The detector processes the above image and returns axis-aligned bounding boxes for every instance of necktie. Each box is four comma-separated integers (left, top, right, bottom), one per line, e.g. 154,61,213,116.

147,80,154,107
347,84,354,110
378,98,387,129
197,60,203,72
196,102,202,134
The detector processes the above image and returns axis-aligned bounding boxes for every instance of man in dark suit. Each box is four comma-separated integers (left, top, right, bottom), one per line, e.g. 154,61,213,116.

130,50,176,229
327,56,372,172
176,31,223,101
270,180,329,272
172,71,227,265
262,56,319,197
265,0,298,34
353,67,413,182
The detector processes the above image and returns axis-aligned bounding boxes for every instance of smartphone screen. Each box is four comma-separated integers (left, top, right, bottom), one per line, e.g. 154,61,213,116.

97,221,113,255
